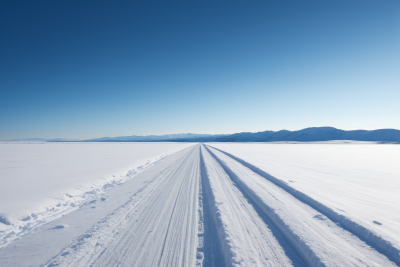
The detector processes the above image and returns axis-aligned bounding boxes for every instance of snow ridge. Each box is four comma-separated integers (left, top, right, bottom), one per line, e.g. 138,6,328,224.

203,145,319,266
1,144,397,266
207,144,400,264
0,148,186,249
200,145,303,266
198,148,233,266
44,145,200,267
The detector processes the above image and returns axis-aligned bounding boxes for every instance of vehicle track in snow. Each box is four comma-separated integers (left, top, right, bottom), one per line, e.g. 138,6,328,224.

200,145,304,266
203,144,396,266
207,144,400,265
45,145,201,267
38,143,397,266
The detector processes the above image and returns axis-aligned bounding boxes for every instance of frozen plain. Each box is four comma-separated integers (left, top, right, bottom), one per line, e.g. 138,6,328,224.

0,142,399,266
0,143,194,245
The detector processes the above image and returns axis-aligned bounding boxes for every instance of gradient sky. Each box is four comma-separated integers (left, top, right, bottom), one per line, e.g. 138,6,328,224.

1,0,399,139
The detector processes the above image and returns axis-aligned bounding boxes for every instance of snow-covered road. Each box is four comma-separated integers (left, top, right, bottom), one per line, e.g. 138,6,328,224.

0,143,398,266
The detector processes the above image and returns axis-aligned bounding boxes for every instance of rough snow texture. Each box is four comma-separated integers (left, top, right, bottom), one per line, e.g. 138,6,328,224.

46,145,200,267
200,146,301,266
0,143,194,247
0,143,398,266
209,143,400,264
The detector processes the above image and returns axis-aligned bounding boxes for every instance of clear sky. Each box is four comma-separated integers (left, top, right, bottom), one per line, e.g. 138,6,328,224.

1,0,399,139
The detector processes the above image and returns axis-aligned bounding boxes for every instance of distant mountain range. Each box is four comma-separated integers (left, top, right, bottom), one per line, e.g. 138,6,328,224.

84,133,224,142
1,134,225,143
169,127,400,143
1,138,80,142
3,127,400,143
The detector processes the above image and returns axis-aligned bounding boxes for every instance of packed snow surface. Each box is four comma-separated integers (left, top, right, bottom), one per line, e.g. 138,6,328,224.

0,143,398,266
209,142,400,263
0,143,194,245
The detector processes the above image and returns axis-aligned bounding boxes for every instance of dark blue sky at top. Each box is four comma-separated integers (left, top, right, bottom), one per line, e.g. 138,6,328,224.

1,0,399,139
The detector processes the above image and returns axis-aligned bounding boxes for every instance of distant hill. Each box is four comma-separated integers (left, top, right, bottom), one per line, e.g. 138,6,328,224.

167,127,400,143
2,134,225,142
3,127,400,143
83,133,226,142
1,138,79,142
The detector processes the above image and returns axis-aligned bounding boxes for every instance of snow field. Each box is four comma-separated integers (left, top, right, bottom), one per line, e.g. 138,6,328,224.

0,142,398,266
209,143,400,264
0,143,194,248
200,146,301,266
205,145,394,266
45,145,200,267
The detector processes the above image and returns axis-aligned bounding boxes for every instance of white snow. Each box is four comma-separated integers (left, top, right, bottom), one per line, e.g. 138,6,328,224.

209,142,400,263
0,142,398,266
200,146,301,266
0,142,194,246
205,145,394,266
45,145,200,267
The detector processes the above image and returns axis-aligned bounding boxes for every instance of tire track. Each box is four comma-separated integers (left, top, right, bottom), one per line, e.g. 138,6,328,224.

198,145,230,267
200,145,303,266
207,144,400,265
38,142,396,267
45,145,201,267
204,144,395,266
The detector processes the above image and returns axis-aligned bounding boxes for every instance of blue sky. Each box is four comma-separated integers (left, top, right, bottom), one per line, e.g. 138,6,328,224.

1,0,399,139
